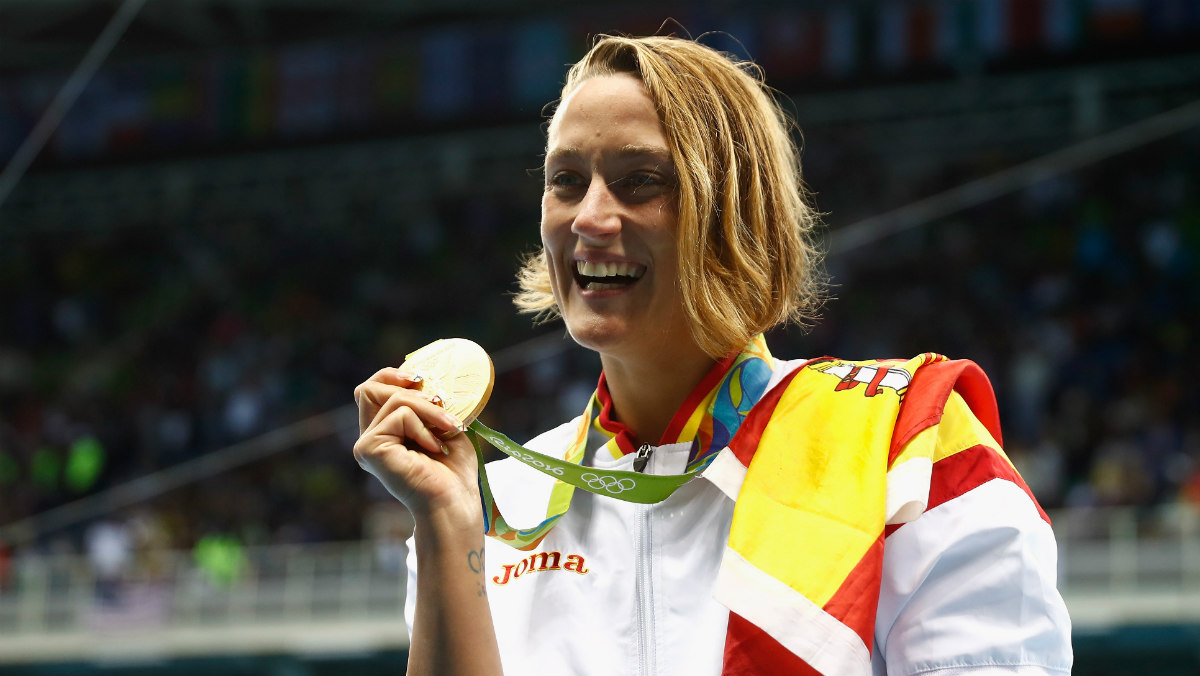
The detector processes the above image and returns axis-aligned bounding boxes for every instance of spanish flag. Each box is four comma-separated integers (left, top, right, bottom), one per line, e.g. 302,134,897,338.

703,354,1045,675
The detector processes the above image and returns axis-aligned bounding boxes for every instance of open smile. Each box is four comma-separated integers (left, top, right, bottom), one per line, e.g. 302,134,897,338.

572,260,646,291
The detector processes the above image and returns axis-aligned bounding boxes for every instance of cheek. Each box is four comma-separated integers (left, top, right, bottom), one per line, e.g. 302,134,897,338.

649,206,682,269
540,195,560,245
540,200,573,259
545,254,563,302
539,210,565,295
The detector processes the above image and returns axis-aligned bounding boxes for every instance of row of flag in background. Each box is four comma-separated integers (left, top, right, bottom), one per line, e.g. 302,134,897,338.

0,0,1196,165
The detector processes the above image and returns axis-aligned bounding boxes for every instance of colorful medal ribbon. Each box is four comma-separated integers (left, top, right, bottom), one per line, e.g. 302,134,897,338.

473,335,775,550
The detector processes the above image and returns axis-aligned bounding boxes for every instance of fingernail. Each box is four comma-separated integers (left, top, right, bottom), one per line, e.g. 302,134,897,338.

407,373,423,383
430,395,443,406
440,443,450,455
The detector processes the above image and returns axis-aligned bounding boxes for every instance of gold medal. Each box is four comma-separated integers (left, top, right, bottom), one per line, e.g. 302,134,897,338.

399,338,494,426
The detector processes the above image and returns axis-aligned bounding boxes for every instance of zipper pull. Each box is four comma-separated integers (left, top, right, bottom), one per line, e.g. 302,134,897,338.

633,444,654,473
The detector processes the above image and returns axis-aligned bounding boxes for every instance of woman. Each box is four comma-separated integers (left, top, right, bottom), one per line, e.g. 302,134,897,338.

353,35,1072,676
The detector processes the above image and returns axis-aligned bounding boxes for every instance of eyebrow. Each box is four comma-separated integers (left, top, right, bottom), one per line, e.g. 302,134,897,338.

545,144,673,162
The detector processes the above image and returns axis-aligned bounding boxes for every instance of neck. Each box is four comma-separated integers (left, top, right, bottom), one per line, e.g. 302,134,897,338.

599,341,717,448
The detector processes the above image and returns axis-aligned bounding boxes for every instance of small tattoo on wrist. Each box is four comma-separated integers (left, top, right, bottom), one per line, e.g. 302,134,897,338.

467,548,483,574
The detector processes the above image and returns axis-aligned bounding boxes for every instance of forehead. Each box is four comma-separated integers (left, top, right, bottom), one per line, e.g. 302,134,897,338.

546,73,667,151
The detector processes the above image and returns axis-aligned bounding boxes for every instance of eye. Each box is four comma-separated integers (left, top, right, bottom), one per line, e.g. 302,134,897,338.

615,171,672,199
546,170,584,193
624,173,661,188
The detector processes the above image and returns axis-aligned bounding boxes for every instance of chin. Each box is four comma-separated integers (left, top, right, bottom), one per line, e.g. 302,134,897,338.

563,316,630,354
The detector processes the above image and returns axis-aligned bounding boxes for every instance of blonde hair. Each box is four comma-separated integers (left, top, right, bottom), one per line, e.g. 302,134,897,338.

515,34,825,358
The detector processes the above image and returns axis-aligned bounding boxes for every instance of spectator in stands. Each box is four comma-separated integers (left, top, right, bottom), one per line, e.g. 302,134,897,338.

85,515,132,605
0,542,11,593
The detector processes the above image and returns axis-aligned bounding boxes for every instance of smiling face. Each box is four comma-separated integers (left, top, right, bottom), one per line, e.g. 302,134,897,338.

541,73,700,367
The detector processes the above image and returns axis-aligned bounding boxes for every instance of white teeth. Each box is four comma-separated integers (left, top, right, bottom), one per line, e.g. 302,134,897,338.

576,260,645,279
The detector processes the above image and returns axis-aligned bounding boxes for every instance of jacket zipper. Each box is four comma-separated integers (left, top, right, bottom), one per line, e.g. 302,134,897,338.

633,443,654,473
635,502,655,675
634,443,655,675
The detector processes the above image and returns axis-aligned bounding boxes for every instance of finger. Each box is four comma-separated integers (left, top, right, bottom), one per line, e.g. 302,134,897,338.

364,384,456,432
355,380,395,434
440,428,477,464
368,401,451,457
355,380,444,434
353,420,429,478
356,379,442,411
434,422,465,444
354,369,424,406
375,368,426,387
367,389,462,448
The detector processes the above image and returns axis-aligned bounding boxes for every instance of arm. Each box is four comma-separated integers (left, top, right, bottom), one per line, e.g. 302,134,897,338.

406,511,500,675
876,481,1072,675
875,392,1073,675
354,369,502,676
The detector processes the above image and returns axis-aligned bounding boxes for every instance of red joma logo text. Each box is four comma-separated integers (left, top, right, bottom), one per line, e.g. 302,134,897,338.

492,551,589,585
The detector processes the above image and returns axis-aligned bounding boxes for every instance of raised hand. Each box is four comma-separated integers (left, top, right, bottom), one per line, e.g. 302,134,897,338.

353,368,481,529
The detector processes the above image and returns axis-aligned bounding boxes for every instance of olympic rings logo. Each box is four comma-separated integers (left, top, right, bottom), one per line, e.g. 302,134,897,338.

581,472,636,494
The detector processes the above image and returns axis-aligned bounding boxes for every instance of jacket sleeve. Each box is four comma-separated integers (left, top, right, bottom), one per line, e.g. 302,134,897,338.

873,392,1073,676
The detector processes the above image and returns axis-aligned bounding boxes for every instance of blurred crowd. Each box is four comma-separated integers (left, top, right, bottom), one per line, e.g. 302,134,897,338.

0,112,1198,594
793,131,1200,513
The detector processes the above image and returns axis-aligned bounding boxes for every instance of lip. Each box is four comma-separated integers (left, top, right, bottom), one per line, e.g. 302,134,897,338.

576,284,629,298
572,252,644,265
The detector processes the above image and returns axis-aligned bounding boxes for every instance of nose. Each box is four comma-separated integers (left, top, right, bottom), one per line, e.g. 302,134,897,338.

571,177,621,242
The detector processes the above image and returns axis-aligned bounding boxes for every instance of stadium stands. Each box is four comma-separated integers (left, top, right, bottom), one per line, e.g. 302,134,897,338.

1,3,1199,673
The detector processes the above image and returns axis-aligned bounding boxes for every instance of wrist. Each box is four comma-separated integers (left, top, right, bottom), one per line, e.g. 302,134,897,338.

412,500,485,549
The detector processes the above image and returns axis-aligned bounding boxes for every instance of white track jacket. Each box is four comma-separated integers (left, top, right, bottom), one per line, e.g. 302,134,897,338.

405,359,1073,676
